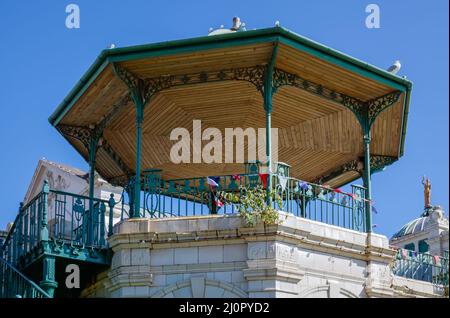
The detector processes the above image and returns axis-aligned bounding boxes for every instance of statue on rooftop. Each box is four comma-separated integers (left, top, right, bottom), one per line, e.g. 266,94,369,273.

422,176,431,208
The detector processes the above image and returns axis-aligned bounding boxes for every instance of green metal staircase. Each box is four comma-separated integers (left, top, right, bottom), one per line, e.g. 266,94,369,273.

0,180,116,298
0,256,50,298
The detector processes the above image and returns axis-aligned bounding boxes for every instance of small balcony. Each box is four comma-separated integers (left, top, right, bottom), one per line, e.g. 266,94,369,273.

392,248,449,289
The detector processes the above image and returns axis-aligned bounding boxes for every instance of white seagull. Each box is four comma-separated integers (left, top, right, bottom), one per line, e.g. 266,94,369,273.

387,60,401,75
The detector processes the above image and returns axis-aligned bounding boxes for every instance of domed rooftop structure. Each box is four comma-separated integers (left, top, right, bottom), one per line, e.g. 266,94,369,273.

391,209,434,240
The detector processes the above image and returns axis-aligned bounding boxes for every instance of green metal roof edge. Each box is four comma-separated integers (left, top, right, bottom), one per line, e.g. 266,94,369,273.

48,26,413,127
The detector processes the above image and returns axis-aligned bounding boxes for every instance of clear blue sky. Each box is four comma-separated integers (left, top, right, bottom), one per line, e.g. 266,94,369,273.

0,0,448,238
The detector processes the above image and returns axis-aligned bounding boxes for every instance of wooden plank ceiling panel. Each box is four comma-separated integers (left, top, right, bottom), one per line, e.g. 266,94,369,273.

276,43,392,101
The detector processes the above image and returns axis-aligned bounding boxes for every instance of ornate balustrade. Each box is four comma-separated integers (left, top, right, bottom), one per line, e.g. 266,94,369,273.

392,248,449,286
117,171,367,232
0,181,116,266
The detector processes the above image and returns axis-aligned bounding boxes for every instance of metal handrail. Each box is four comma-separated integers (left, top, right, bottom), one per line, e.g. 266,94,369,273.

0,256,50,298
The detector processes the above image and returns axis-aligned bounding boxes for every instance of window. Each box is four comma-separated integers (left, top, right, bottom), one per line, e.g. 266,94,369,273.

418,240,429,253
404,243,415,251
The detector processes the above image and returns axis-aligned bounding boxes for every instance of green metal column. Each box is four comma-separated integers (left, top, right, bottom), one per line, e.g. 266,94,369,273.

39,180,57,297
88,134,99,244
363,133,372,232
40,256,57,297
133,99,144,218
264,43,278,199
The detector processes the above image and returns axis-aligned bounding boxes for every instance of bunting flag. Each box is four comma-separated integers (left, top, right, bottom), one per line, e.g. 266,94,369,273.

372,206,378,214
434,255,440,265
299,181,309,190
372,224,378,228
232,174,240,181
411,251,417,258
278,176,288,192
333,188,343,194
402,249,408,259
216,198,224,208
259,173,268,188
207,177,219,188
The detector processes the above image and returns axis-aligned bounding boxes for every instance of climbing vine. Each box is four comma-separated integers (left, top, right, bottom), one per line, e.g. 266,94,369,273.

219,185,285,227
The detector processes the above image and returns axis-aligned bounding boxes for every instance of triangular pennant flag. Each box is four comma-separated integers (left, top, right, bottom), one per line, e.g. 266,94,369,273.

411,251,417,258
402,249,408,259
259,173,268,188
278,176,288,192
372,224,378,228
434,255,440,265
372,206,378,214
299,181,309,190
207,177,219,188
216,198,224,208
232,174,240,181
333,188,343,194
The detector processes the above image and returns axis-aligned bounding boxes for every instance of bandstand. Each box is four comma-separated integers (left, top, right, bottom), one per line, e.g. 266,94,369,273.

2,22,430,298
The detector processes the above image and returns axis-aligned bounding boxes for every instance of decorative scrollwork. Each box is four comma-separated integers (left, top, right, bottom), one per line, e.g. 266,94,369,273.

367,91,402,127
341,95,366,124
313,156,395,185
112,63,142,95
58,125,92,150
273,68,367,124
370,155,397,172
142,76,175,105
114,65,268,107
271,68,402,131
232,65,266,94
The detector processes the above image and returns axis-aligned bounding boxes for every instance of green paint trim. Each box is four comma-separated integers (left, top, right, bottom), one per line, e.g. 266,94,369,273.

399,86,412,157
49,27,412,127
276,27,412,91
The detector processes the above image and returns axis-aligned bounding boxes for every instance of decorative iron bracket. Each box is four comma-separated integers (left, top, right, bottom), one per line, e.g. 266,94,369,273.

271,68,402,132
313,155,397,185
58,125,93,150
366,91,402,128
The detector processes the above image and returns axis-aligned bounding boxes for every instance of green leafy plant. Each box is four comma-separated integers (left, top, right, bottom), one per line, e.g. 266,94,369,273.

219,185,285,227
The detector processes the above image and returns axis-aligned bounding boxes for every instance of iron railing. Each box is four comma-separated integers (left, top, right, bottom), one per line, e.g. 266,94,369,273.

392,248,449,286
0,256,50,298
119,172,367,232
0,182,116,266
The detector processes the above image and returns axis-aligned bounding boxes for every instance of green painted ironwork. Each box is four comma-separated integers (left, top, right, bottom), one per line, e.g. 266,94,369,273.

116,172,367,232
393,248,449,287
0,256,50,298
1,181,116,267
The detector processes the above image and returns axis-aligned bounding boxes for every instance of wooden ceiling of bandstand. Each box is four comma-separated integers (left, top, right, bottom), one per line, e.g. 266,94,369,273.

56,37,407,189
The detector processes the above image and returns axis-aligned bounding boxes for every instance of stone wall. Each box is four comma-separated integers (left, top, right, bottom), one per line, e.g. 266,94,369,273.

81,213,446,298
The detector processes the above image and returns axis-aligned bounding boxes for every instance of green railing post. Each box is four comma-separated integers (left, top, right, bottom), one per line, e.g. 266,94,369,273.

108,193,115,237
134,100,143,218
39,180,49,243
39,256,57,298
363,133,372,232
17,203,23,260
38,180,57,297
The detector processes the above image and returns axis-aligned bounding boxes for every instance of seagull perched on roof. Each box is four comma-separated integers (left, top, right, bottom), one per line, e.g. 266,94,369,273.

387,60,401,75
